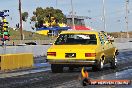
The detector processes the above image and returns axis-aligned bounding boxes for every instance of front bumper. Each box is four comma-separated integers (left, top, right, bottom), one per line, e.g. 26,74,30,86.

46,59,96,65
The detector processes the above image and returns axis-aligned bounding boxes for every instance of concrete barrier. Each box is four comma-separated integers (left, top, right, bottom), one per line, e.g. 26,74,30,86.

0,45,51,57
0,40,55,45
0,42,132,57
114,42,132,50
114,38,132,43
0,53,33,71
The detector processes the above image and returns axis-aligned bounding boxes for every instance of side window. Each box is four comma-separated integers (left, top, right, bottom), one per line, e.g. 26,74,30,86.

102,33,108,42
98,33,104,45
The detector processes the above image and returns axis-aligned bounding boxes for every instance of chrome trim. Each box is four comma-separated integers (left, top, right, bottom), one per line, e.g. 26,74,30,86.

47,60,96,63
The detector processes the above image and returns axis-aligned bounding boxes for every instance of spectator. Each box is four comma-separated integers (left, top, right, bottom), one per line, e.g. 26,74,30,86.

13,42,15,46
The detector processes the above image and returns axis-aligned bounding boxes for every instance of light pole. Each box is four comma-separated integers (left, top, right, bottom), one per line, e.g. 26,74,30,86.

125,0,129,41
56,0,58,8
102,0,106,31
88,10,92,27
19,0,23,40
70,0,75,30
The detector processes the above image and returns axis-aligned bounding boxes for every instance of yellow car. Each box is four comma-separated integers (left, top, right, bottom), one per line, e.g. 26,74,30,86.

47,30,118,73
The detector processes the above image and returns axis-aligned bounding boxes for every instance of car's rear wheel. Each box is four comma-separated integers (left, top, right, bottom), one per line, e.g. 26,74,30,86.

92,59,104,71
51,64,63,73
110,55,117,69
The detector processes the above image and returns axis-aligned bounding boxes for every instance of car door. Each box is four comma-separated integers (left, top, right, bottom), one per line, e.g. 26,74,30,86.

99,32,109,63
101,33,112,62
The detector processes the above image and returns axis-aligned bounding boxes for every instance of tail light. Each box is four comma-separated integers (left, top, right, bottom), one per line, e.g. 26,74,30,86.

85,53,96,57
47,52,56,56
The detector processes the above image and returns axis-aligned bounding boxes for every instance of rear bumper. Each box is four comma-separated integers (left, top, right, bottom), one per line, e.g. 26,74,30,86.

46,59,96,65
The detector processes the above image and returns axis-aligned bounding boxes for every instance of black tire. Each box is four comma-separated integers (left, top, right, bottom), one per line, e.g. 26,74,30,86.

92,59,104,71
81,78,88,86
51,64,63,73
110,56,117,69
92,65,98,71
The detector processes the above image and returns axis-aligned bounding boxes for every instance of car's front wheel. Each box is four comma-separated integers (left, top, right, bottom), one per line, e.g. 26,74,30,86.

110,55,117,69
51,64,63,73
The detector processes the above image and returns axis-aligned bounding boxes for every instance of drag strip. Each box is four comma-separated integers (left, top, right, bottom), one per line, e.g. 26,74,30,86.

0,49,132,88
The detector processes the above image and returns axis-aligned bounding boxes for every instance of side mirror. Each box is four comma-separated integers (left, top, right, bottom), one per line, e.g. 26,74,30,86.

104,41,109,45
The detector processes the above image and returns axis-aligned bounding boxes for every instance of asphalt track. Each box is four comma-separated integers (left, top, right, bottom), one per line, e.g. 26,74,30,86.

0,49,132,88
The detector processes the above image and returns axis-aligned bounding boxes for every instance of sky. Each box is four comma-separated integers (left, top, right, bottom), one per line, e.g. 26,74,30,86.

0,0,132,32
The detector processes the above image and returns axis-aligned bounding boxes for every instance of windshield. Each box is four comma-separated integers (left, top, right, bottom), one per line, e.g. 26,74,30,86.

54,34,97,45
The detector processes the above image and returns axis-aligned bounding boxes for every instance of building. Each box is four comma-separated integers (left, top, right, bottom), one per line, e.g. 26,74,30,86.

36,15,91,36
66,15,91,30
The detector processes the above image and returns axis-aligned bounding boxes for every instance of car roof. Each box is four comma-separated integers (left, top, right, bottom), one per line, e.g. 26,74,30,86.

60,30,99,34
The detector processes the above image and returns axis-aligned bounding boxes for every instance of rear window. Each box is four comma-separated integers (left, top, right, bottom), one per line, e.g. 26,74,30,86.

54,34,97,45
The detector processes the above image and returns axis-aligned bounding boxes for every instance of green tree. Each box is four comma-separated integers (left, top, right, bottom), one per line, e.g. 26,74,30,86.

22,12,28,22
31,7,66,28
31,16,36,22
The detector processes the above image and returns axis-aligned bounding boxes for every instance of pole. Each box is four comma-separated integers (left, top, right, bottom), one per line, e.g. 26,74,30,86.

56,0,58,8
71,0,75,30
19,0,23,40
102,0,106,31
125,0,129,41
88,10,92,27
